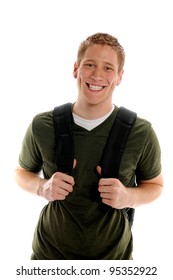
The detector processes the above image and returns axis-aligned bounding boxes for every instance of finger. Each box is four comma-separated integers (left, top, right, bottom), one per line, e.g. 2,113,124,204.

53,193,66,201
60,182,73,193
100,191,111,199
57,187,71,196
99,178,119,186
54,172,75,185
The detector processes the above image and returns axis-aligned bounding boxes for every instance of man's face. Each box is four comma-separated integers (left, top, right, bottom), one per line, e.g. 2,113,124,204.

73,44,123,106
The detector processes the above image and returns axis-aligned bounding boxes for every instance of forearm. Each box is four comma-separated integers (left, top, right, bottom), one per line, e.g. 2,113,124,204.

128,174,164,208
14,166,47,196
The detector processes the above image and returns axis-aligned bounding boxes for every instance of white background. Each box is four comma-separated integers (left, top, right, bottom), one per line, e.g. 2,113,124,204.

0,0,173,277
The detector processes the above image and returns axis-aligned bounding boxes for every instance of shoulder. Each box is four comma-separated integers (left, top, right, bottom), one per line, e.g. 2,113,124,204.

124,109,160,148
133,115,159,143
134,116,152,134
33,110,53,124
116,105,153,136
128,114,160,155
32,110,54,133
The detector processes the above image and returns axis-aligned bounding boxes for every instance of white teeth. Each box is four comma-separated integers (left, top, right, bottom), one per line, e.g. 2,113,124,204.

89,84,103,91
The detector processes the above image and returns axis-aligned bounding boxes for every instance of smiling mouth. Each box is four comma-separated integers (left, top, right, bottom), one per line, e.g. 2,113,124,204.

86,83,105,91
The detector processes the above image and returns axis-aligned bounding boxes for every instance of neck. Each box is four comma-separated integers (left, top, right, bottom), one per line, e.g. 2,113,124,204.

73,101,113,119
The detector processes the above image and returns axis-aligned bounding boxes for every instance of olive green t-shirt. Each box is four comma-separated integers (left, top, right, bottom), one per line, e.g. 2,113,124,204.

19,106,161,260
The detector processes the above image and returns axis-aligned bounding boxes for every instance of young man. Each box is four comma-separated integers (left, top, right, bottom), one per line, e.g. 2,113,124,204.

15,33,163,260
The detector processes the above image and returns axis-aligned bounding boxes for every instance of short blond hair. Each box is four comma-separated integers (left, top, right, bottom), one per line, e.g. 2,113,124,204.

77,32,125,73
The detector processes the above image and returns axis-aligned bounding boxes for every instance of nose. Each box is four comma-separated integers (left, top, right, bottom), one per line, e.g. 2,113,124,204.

90,67,103,81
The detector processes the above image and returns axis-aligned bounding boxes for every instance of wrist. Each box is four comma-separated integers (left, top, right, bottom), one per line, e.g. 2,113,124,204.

126,187,136,208
36,178,47,197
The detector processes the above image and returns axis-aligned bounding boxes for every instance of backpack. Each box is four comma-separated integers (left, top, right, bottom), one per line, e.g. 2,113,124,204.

53,102,137,225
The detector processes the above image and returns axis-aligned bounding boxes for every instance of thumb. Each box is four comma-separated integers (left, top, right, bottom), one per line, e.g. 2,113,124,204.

96,165,102,176
73,159,77,169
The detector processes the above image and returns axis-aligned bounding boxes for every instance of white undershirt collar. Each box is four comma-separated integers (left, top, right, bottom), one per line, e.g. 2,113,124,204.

73,105,114,131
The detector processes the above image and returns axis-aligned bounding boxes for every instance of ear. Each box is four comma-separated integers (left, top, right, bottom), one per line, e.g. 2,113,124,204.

73,62,78,79
116,69,124,86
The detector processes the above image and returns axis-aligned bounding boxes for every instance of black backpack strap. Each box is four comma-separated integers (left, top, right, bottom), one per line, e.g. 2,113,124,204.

100,106,137,226
53,103,74,174
100,106,137,178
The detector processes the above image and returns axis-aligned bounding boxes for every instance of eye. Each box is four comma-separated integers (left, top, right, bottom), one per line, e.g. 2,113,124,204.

84,63,95,68
105,66,114,71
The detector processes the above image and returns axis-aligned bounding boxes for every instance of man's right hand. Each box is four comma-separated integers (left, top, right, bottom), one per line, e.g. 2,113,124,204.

38,172,75,201
15,159,77,201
